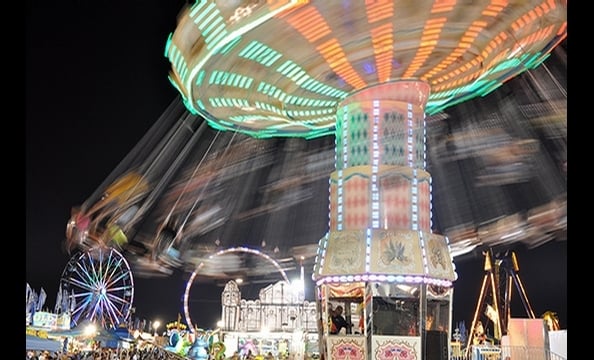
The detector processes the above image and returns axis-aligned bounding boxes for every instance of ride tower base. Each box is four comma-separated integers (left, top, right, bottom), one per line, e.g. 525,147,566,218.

312,81,457,360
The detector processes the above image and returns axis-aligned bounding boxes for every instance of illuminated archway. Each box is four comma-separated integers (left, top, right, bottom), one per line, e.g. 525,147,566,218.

183,246,290,331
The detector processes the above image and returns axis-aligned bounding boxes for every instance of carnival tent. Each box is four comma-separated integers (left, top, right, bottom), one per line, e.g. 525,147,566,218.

26,334,62,352
49,321,137,349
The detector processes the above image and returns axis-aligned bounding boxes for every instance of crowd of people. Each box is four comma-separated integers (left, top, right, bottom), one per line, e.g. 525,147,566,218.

26,344,185,360
234,350,276,360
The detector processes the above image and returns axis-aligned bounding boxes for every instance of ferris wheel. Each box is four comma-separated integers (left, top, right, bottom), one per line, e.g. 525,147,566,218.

60,246,134,329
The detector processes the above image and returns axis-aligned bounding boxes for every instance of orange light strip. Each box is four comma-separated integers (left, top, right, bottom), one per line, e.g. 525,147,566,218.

317,38,367,89
511,0,558,33
418,0,564,94
474,34,507,76
281,6,331,42
424,19,487,83
370,23,394,82
502,0,562,62
432,23,561,93
404,0,456,80
366,0,394,82
432,31,509,92
402,16,447,78
556,21,567,36
427,0,505,85
365,0,393,23
507,24,557,59
401,0,458,78
282,5,365,89
482,0,507,17
431,0,457,13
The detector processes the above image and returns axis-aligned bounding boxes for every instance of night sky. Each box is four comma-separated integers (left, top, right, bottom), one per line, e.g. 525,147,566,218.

26,1,567,333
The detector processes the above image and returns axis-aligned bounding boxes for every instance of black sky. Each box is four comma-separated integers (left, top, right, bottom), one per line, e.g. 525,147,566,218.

26,0,567,332
26,0,189,327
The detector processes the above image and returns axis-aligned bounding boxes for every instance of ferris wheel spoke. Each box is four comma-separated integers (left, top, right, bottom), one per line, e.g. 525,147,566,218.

101,249,131,285
102,261,123,285
65,276,97,293
97,284,129,306
106,283,133,295
92,294,119,327
89,301,102,323
70,309,83,324
102,297,126,320
74,259,100,288
105,250,125,270
72,288,93,302
88,254,99,279
100,249,118,282
104,268,132,289
71,295,94,321
98,297,126,326
86,251,104,282
99,265,117,290
105,291,132,308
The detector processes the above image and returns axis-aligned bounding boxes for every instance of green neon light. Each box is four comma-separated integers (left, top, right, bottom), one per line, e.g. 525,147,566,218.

166,45,190,85
286,66,302,79
255,101,281,114
239,41,282,68
230,74,239,87
192,3,229,52
202,16,223,37
189,0,206,17
477,81,502,96
190,2,215,24
295,72,309,86
171,49,189,83
524,52,549,68
256,82,269,94
260,50,279,66
196,99,206,111
218,36,241,55
206,119,228,131
205,25,227,49
211,71,223,85
265,84,279,96
277,60,292,73
239,41,261,59
490,57,522,74
175,0,340,116
264,53,282,67
198,10,222,44
184,100,199,115
205,28,227,51
164,33,173,57
196,70,205,86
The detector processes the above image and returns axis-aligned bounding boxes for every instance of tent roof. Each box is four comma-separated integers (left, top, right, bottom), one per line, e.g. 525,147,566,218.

26,334,62,352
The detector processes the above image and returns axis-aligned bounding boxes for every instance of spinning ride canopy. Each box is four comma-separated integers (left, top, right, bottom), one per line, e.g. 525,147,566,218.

166,0,567,139
165,0,566,284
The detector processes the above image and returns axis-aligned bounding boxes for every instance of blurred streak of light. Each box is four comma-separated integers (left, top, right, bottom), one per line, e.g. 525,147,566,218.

65,42,566,278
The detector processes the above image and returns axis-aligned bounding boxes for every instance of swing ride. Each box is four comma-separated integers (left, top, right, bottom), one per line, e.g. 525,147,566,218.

60,3,566,357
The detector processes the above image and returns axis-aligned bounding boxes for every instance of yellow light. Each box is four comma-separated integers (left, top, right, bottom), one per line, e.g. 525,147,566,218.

83,324,97,337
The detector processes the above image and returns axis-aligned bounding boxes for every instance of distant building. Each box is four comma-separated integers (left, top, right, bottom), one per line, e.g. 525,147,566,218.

219,280,319,359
